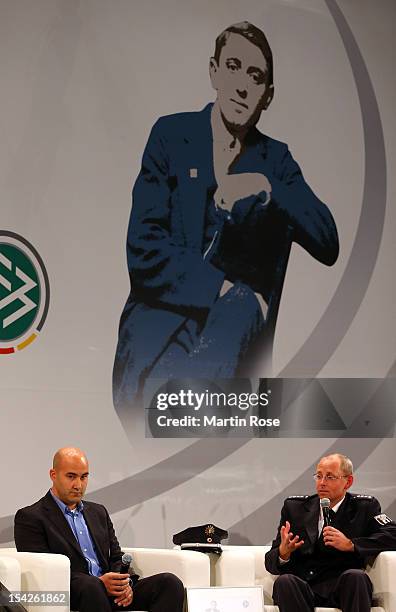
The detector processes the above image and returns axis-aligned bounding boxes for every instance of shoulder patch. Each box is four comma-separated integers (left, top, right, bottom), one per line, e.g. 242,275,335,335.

374,514,393,526
287,495,310,500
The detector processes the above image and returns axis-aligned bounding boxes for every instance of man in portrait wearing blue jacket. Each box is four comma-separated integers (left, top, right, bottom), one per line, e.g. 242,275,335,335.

113,21,339,413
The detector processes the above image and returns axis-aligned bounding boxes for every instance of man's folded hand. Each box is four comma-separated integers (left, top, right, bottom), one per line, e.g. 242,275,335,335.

215,172,272,211
99,572,130,596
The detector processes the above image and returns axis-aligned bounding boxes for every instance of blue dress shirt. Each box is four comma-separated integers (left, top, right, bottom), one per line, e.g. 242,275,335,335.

50,491,103,577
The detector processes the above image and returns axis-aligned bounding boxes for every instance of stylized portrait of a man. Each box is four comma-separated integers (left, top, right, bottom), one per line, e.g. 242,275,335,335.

113,22,339,411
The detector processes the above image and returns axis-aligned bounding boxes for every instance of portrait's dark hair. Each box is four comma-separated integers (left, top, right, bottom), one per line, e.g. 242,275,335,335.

214,21,274,89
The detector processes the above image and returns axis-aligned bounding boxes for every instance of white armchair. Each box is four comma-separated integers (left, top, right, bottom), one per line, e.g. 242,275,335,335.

366,552,396,612
0,552,21,592
0,546,210,612
218,545,396,612
173,544,256,587
0,548,70,612
122,546,209,588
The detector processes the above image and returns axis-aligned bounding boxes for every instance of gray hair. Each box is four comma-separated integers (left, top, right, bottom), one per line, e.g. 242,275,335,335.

320,453,354,475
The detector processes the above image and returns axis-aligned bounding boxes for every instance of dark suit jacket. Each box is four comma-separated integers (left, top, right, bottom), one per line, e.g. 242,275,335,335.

265,492,396,597
113,103,339,409
14,491,123,580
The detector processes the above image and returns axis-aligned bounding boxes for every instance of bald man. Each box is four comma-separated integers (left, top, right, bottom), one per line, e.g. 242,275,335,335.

14,447,184,612
265,453,396,612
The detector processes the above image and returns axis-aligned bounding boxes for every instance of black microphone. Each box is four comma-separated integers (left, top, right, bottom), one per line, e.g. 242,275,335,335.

120,552,140,586
120,553,132,574
320,497,332,527
112,553,133,604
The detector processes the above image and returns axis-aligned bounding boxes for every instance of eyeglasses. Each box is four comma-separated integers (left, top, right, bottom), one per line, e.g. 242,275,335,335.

313,473,349,482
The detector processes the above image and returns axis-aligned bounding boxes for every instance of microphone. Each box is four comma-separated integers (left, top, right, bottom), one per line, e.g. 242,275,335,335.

120,553,133,574
112,554,132,603
120,552,140,586
320,497,332,527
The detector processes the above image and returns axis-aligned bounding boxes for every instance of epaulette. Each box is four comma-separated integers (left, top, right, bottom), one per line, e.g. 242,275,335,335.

351,494,373,500
286,495,310,500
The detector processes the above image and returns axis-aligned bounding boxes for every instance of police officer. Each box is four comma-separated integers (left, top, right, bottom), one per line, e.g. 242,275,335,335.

265,453,396,612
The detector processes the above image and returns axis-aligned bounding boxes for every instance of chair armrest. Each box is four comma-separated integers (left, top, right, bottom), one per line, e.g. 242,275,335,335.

122,547,210,588
173,545,254,587
221,545,275,603
366,551,396,611
211,549,256,587
0,554,21,591
0,550,70,612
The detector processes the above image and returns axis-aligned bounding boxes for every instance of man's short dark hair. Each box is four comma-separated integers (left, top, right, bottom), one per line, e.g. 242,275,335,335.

214,21,274,88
